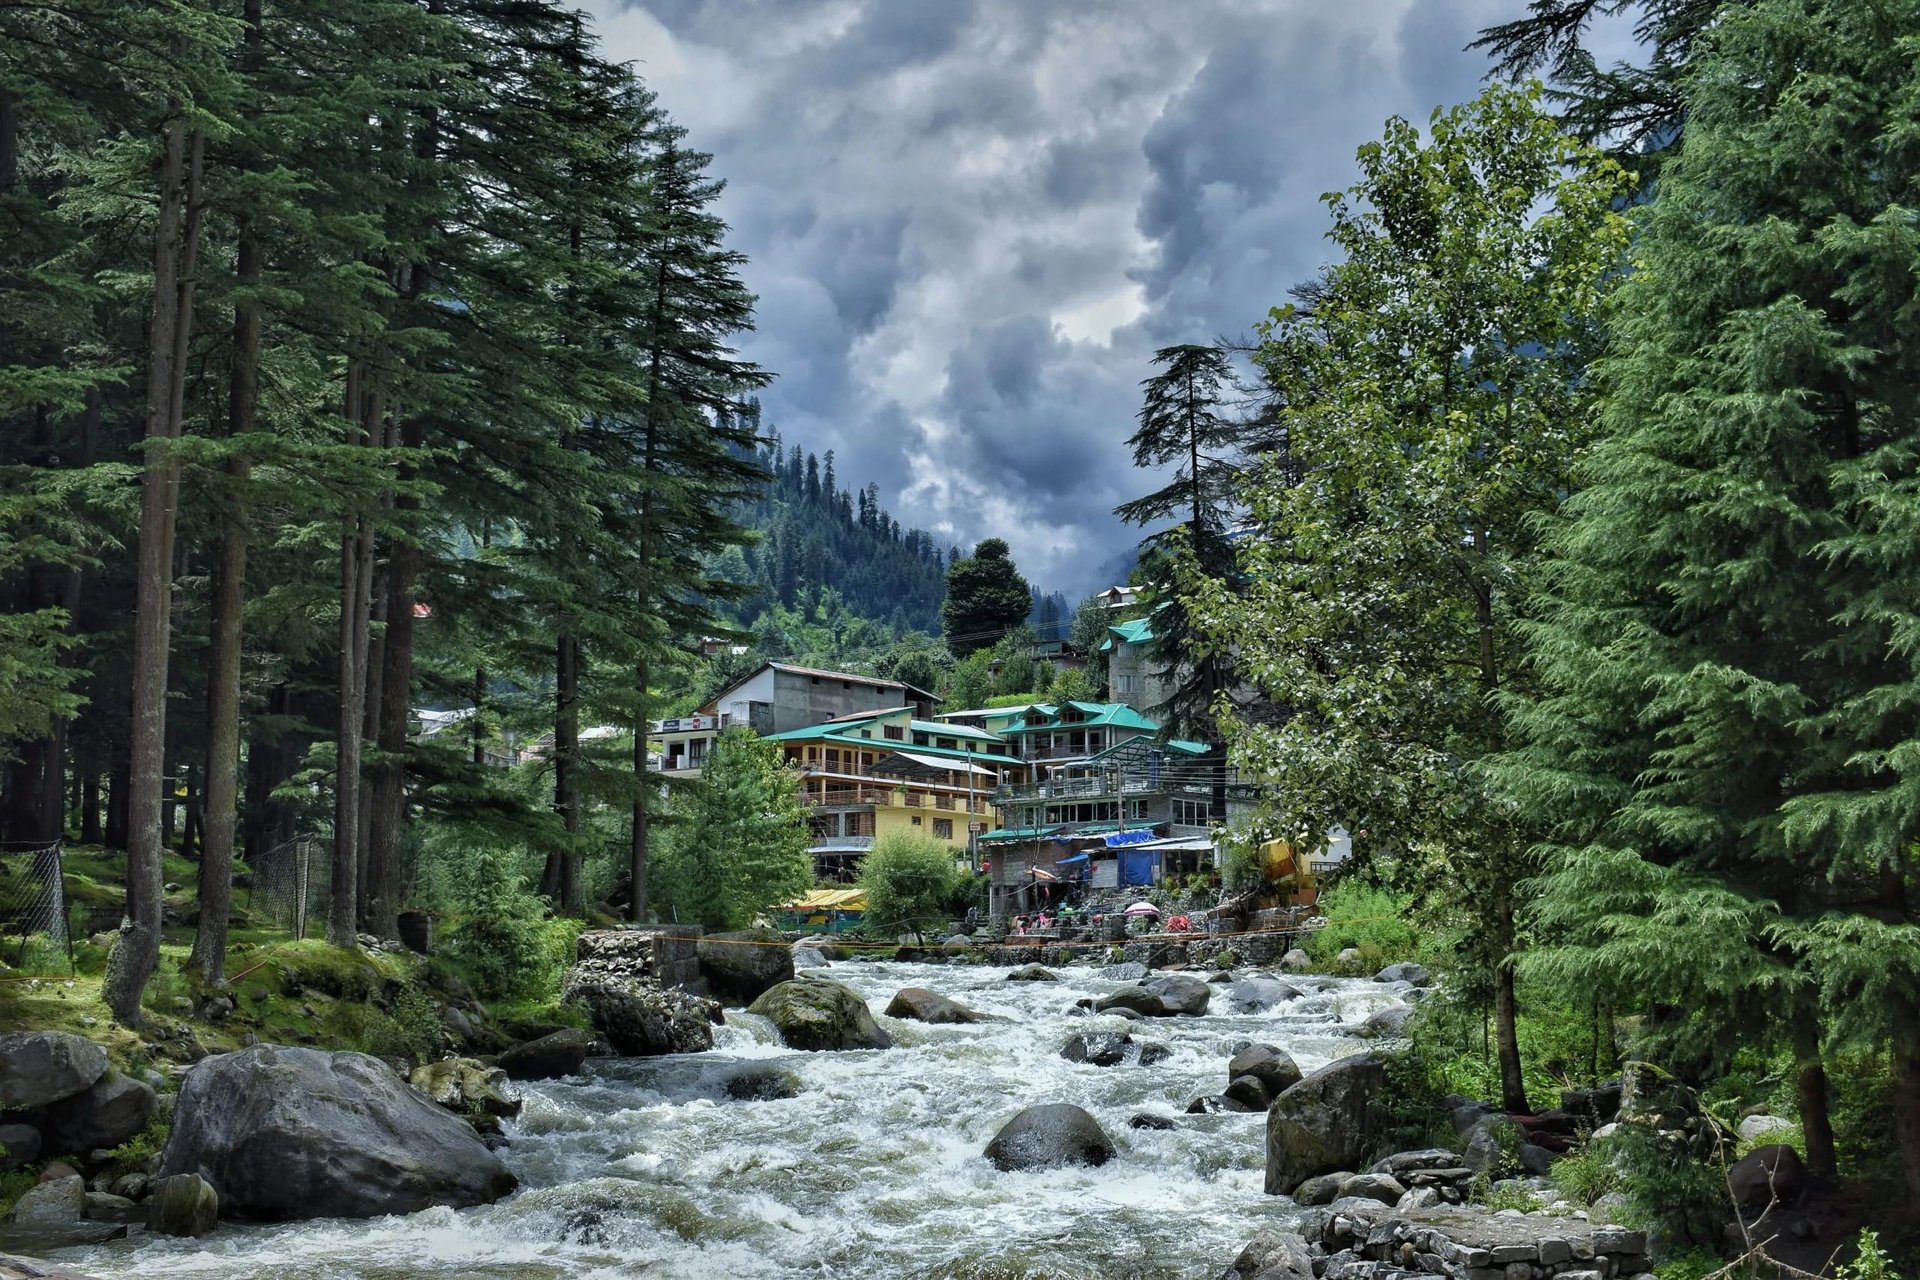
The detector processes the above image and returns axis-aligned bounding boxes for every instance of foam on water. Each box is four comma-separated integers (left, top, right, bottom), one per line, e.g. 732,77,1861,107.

68,960,1401,1279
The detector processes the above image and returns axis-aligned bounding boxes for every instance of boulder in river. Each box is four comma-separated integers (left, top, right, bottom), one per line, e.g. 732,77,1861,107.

0,1032,107,1111
38,1069,157,1154
1060,1031,1131,1066
1228,1044,1303,1098
497,1027,596,1081
1220,978,1300,1014
158,1044,518,1220
983,1103,1114,1172
722,1064,802,1101
748,977,893,1051
697,929,794,1005
1004,964,1057,982
1141,972,1210,1015
1279,948,1312,973
884,987,985,1024
1359,1003,1414,1039
1221,1227,1314,1280
146,1173,219,1238
408,1058,520,1120
1093,986,1164,1016
5,1174,84,1225
1186,1094,1256,1114
1264,1052,1386,1195
1374,962,1431,986
1224,1074,1272,1111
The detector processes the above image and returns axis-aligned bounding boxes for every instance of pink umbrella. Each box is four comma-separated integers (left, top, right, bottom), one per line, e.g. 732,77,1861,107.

1123,901,1160,916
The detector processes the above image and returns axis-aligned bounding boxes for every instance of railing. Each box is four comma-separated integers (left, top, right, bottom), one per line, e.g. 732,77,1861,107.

934,794,954,810
1021,744,1103,763
804,788,891,807
993,776,1156,803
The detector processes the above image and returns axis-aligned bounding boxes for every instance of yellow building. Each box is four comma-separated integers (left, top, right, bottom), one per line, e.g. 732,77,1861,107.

762,707,1030,876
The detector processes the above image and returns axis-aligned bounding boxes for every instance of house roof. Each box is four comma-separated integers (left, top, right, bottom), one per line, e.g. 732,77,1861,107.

1001,701,1161,735
939,704,1037,721
704,661,937,713
761,726,1024,769
910,719,1001,743
871,751,999,779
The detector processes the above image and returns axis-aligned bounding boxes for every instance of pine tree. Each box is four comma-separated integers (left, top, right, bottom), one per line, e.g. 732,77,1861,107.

652,728,811,929
942,539,1032,658
1503,0,1920,1193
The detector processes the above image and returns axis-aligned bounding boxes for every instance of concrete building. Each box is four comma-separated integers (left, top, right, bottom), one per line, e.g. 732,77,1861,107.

1100,610,1176,717
652,661,937,776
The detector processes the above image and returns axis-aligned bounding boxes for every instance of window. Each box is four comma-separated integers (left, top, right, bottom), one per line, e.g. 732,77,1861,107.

911,815,923,826
937,738,957,750
1174,797,1208,826
825,748,840,770
883,725,904,741
912,732,929,746
860,730,872,739
933,819,954,840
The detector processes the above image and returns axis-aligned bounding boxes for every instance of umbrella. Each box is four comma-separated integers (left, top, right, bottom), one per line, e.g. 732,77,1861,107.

1123,901,1160,916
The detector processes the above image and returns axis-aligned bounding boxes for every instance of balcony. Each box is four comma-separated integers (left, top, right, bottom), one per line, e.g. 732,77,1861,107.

993,775,1155,803
803,788,892,807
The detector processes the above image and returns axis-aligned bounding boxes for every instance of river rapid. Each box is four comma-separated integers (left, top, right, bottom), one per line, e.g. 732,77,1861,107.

71,959,1403,1280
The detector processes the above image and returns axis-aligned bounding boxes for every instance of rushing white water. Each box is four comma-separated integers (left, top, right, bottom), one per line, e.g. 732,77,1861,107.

68,960,1404,1280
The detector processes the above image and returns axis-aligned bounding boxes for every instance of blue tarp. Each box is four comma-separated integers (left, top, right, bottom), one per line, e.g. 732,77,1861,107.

1118,847,1158,886
1104,828,1158,848
1054,851,1090,866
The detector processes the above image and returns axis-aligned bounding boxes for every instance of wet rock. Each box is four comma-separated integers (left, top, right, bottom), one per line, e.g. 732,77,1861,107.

1291,1172,1346,1206
38,1070,157,1156
497,1028,596,1081
1004,964,1057,982
1729,1144,1806,1209
748,977,892,1051
983,1103,1113,1172
1464,1114,1525,1174
1359,1003,1415,1039
1224,1073,1273,1111
1374,962,1431,986
1135,1041,1173,1067
1368,1148,1460,1176
146,1173,219,1237
0,1032,108,1111
408,1058,520,1120
884,987,984,1025
1264,1052,1386,1195
722,1065,802,1101
1229,1044,1304,1098
1140,972,1210,1015
108,1173,147,1201
82,1192,137,1223
1186,1094,1255,1114
563,948,718,1057
158,1044,517,1220
1094,986,1165,1016
792,944,831,969
697,929,794,1005
1221,978,1301,1014
0,1124,40,1171
1279,948,1312,973
1128,1113,1176,1131
5,1175,84,1224
1223,1228,1314,1280
1060,1032,1132,1066
1336,1172,1404,1205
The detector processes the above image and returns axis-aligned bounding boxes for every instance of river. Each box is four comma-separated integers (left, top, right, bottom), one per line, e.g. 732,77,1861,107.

69,959,1402,1280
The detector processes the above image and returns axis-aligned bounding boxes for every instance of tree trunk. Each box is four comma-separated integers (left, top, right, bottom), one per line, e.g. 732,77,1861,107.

1895,1024,1920,1206
630,657,649,922
104,119,203,1026
364,417,423,940
190,69,260,979
1790,1013,1836,1179
549,633,582,914
81,769,101,845
356,553,385,921
329,370,377,948
105,749,130,851
1493,894,1528,1114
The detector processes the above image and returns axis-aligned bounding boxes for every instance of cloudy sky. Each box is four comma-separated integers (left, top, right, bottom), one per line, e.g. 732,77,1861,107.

581,0,1621,595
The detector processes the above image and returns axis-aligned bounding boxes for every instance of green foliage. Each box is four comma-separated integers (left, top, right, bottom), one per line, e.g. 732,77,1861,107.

1410,986,1622,1112
652,729,812,929
943,539,1032,658
443,855,568,1003
102,1114,170,1172
0,1169,36,1218
1302,884,1420,971
858,830,964,939
1653,1251,1725,1280
363,985,445,1067
1469,1176,1542,1213
1840,1231,1900,1280
943,651,996,712
1550,1136,1622,1207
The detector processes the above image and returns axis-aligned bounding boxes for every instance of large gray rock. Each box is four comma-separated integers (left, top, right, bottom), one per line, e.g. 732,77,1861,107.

1279,948,1313,973
884,987,984,1025
0,1124,41,1171
1140,972,1210,1015
408,1058,519,1120
722,1065,801,1101
1291,1172,1346,1206
983,1103,1113,1172
792,943,831,969
1222,1228,1315,1280
1229,1044,1304,1098
1225,1074,1273,1111
1736,1114,1796,1143
1359,1003,1414,1039
1463,1113,1525,1175
0,1033,107,1111
146,1173,218,1238
1004,964,1057,982
1093,986,1165,1016
158,1044,517,1220
1336,1172,1405,1205
39,1071,157,1154
1729,1144,1806,1209
5,1175,84,1225
1060,1032,1132,1066
1264,1053,1386,1195
1221,978,1301,1014
497,1027,595,1081
1374,962,1431,986
748,978,892,1051
697,929,794,1005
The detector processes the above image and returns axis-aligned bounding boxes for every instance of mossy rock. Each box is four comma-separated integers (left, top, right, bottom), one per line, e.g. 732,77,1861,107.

746,978,892,1052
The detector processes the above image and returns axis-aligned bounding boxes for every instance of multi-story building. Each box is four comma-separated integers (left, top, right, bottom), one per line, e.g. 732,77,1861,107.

1100,610,1176,717
762,706,1031,876
976,701,1219,918
652,661,937,778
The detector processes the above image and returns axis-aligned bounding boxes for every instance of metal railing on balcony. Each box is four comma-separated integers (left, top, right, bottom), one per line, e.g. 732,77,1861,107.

992,775,1156,803
803,788,891,807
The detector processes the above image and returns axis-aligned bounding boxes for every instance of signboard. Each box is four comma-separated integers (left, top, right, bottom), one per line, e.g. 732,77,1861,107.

655,714,718,734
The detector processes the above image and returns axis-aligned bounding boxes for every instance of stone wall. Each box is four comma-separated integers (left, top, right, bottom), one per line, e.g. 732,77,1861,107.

1304,1205,1650,1280
576,928,704,994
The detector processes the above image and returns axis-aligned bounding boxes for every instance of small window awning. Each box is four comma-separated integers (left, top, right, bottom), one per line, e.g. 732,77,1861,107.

1054,851,1091,866
869,751,999,780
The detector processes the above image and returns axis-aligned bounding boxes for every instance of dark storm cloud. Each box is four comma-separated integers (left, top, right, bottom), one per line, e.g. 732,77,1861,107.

587,0,1564,593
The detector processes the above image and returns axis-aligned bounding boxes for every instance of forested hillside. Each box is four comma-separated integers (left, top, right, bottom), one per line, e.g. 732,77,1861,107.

713,404,948,636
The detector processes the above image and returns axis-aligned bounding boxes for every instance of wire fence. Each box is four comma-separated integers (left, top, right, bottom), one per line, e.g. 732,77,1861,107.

0,838,73,974
246,835,329,940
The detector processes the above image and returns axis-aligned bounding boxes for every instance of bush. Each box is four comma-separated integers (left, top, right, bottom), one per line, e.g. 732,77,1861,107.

858,830,963,938
1302,883,1420,968
444,854,571,1002
363,985,445,1067
1549,1135,1622,1207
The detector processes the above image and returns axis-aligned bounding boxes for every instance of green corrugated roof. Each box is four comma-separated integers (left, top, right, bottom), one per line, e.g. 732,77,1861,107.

978,825,1061,843
1167,739,1210,756
767,728,1023,769
1099,617,1155,652
1002,701,1160,735
910,719,1002,743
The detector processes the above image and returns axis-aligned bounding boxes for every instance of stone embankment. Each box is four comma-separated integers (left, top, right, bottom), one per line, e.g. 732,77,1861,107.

1225,1209,1650,1280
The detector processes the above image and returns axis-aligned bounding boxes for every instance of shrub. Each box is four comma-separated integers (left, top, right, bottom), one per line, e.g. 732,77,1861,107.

858,830,962,939
1840,1231,1900,1280
363,985,446,1066
444,854,567,1002
1549,1135,1621,1207
1302,883,1420,968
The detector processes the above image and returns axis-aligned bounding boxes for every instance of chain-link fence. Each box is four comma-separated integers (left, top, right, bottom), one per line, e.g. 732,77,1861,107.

0,838,73,974
246,836,329,940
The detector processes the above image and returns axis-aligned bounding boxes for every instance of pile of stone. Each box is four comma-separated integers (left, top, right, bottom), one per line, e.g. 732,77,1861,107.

562,931,721,1056
1291,1150,1477,1209
1224,1209,1650,1280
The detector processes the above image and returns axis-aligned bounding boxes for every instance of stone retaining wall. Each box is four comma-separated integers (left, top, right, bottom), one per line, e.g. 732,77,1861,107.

576,927,704,993
1309,1206,1650,1280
